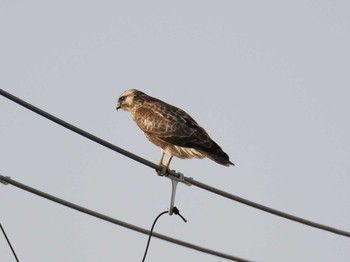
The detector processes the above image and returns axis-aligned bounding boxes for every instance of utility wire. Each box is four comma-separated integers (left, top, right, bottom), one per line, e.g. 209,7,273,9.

142,207,187,262
0,175,250,262
186,178,350,237
142,210,169,262
0,222,19,262
0,89,160,172
1,88,350,238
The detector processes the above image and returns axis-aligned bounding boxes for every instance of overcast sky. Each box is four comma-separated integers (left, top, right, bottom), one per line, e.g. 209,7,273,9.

1,1,350,261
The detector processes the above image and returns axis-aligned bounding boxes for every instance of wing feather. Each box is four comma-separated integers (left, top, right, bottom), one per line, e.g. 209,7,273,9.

134,101,213,151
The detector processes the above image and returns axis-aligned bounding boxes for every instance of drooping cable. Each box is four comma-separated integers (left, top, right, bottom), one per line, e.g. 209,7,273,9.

142,207,187,262
142,210,168,262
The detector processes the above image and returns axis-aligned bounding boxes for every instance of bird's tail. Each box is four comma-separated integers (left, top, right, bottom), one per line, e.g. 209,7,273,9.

205,140,235,167
207,152,235,167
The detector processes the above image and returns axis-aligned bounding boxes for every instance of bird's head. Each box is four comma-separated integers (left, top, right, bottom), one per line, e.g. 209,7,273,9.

116,89,146,113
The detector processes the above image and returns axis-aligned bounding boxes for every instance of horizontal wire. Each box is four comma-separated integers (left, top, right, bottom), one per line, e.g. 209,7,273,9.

1,88,350,238
0,89,160,172
0,175,251,262
187,178,350,237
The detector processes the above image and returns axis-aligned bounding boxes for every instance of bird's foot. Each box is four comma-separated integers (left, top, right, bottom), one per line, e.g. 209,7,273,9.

156,164,171,176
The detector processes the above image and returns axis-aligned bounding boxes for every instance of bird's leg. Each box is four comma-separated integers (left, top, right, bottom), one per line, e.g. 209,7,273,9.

165,155,173,171
158,151,165,166
156,152,173,176
156,151,166,176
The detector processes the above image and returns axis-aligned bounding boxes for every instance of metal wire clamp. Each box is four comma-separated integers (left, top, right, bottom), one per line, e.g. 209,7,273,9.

164,169,192,216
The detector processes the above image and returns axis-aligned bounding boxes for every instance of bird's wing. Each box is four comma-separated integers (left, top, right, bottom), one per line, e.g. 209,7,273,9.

134,101,233,166
134,102,213,150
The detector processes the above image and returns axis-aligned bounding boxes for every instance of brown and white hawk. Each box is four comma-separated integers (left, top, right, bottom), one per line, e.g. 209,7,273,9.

116,89,234,169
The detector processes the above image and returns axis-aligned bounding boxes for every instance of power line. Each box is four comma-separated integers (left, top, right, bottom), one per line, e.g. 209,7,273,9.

0,222,19,262
0,89,159,172
186,179,350,237
1,88,350,238
0,175,251,262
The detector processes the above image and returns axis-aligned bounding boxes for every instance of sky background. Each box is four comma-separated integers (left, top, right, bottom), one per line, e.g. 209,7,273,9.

1,1,350,261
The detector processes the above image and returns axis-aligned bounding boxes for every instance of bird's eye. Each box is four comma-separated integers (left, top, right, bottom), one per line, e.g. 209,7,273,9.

120,96,126,102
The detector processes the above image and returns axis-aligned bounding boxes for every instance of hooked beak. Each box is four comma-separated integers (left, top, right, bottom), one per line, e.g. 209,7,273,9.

116,103,121,111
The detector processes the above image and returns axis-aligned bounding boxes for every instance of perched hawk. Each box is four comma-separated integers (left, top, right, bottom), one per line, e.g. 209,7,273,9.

116,89,234,170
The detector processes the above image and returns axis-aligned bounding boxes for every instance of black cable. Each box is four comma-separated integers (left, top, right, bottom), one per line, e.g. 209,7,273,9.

186,178,350,238
142,210,168,262
0,89,160,172
0,222,19,262
1,88,350,238
0,175,251,262
142,207,187,262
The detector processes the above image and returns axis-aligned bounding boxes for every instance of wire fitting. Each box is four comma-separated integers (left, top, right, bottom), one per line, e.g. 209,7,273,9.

166,170,193,186
172,206,187,223
164,170,192,215
157,164,167,177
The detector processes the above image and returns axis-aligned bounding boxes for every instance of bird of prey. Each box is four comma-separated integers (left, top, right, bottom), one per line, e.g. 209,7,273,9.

116,89,234,170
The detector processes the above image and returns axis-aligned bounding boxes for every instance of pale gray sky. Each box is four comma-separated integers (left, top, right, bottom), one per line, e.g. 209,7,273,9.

1,1,350,261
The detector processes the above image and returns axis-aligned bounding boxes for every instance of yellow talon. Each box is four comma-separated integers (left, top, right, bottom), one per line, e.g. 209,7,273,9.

156,151,173,176
165,155,173,171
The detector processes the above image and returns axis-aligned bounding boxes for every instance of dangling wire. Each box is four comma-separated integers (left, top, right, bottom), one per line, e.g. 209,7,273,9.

142,207,188,261
0,222,19,262
142,210,168,262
